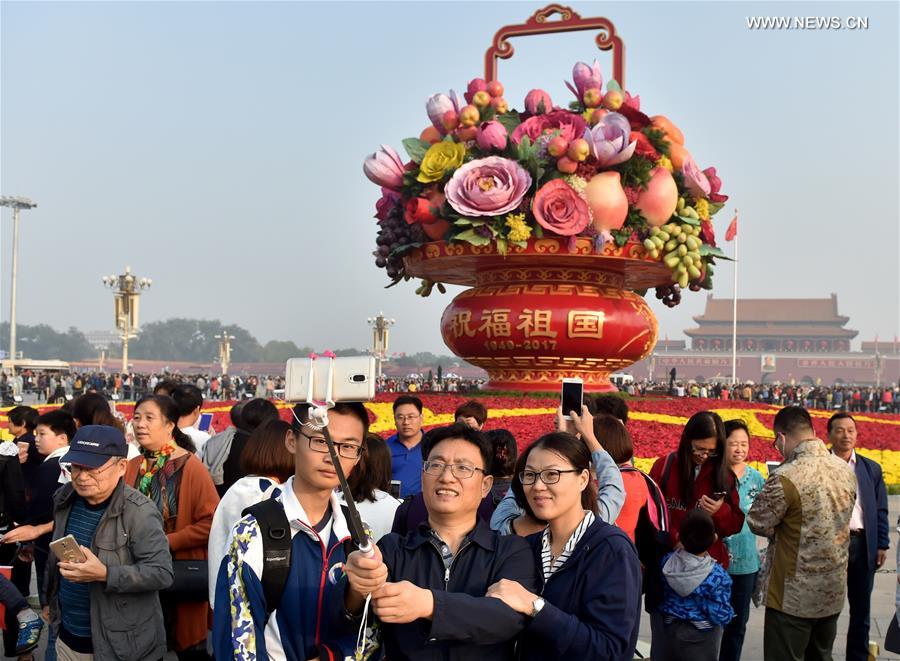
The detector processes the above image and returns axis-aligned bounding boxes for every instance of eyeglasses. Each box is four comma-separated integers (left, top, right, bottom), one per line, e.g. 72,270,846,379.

70,459,120,478
691,447,719,458
422,460,484,479
394,414,421,422
301,433,364,460
519,469,580,485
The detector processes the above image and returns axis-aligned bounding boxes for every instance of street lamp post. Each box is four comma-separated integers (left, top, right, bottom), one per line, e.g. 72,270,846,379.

215,331,235,375
367,312,396,381
102,267,152,373
1,196,37,372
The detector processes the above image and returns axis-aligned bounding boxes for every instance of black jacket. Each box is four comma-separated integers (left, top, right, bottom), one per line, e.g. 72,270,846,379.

519,520,642,661
0,453,25,531
378,519,538,660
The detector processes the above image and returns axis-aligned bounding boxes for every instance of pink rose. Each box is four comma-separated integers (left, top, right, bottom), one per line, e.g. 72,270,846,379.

445,157,532,217
476,121,508,151
511,110,587,145
531,179,590,236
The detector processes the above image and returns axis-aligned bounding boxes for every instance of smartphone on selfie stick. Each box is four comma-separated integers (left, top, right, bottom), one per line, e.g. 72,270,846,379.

561,378,584,420
292,352,376,561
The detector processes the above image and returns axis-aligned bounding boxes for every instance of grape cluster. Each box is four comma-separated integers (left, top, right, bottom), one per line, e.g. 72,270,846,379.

655,284,682,308
373,203,427,280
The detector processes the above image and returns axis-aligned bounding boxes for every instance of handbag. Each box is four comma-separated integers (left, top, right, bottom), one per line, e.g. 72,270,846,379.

886,614,900,654
164,558,208,600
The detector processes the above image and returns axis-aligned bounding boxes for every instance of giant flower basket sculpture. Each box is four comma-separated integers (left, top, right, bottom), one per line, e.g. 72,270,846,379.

364,5,730,392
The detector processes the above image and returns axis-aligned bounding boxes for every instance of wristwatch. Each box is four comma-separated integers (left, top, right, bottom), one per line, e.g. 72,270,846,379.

530,597,546,618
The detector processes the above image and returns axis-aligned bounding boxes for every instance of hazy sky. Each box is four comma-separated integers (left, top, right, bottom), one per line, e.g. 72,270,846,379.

1,1,898,356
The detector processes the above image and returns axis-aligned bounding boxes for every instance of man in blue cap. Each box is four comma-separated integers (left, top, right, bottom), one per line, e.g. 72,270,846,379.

44,425,174,661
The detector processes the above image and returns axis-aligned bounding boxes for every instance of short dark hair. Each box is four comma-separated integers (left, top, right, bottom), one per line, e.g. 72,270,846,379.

773,406,814,436
172,384,204,417
392,395,423,413
291,402,370,438
350,433,393,502
239,419,294,483
71,393,124,432
153,379,178,397
229,401,246,428
36,410,76,441
239,398,279,432
592,394,629,425
593,414,632,464
679,509,716,554
827,412,856,434
724,419,750,439
454,400,488,426
485,429,517,478
8,406,39,431
424,423,492,474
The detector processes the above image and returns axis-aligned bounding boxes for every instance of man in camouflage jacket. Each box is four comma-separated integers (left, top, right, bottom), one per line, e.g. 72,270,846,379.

748,406,856,661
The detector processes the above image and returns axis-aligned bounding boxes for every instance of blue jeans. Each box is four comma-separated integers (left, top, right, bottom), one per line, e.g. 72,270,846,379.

719,571,757,661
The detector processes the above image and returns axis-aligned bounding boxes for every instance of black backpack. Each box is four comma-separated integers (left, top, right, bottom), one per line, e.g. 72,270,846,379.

243,498,356,619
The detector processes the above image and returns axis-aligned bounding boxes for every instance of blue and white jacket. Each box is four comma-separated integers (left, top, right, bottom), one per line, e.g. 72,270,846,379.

212,477,358,661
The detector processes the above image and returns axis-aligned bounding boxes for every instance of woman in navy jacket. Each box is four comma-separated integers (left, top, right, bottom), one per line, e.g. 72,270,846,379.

487,432,641,660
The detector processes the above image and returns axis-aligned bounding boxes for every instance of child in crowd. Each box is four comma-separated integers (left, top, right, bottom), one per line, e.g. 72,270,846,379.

656,510,735,661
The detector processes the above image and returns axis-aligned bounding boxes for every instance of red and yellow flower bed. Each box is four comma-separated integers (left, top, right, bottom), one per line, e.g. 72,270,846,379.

4,395,899,482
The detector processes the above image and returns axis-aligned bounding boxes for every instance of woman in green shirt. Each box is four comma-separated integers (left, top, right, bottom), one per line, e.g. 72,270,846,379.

720,419,765,661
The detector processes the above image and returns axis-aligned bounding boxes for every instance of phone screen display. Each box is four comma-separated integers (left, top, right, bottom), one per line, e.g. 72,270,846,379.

561,381,584,417
198,413,213,432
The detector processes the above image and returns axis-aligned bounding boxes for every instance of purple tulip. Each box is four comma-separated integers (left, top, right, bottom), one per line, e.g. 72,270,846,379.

445,156,532,217
524,89,553,115
476,121,508,151
426,91,463,134
565,60,602,100
584,112,636,167
363,144,405,191
682,155,711,199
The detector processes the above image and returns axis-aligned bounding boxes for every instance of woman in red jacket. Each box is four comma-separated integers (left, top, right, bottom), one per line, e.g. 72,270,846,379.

649,411,744,566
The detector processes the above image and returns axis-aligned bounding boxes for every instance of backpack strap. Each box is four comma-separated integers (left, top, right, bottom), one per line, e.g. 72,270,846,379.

243,498,292,619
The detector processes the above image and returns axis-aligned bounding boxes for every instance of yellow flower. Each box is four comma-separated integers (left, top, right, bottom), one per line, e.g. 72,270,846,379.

417,142,466,183
656,155,673,172
505,213,532,242
563,175,588,195
695,198,710,220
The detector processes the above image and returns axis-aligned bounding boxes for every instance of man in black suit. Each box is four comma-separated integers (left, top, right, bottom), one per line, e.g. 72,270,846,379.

829,412,890,661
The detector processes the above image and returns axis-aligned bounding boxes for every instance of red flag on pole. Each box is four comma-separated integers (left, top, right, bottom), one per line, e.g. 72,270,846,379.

725,214,738,241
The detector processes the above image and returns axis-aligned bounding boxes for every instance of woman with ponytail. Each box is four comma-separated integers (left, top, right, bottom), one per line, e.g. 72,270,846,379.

125,395,218,661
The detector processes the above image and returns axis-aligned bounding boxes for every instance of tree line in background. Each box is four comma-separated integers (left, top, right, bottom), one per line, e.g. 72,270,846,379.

0,320,456,367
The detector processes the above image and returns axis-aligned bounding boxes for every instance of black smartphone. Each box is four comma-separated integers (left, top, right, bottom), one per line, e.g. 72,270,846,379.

712,491,727,500
389,480,402,499
561,378,584,420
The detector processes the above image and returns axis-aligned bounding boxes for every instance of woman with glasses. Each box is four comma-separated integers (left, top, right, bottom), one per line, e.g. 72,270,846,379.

125,395,219,661
647,411,744,658
486,431,641,660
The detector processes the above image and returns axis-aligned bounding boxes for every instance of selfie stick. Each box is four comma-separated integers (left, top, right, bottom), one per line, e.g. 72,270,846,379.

304,352,374,559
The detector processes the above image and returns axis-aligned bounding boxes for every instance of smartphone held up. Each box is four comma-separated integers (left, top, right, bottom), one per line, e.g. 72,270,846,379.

560,378,584,420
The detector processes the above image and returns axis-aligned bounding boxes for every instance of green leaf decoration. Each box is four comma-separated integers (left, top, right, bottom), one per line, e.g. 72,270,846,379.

401,138,431,163
607,80,622,93
677,215,701,226
533,224,544,239
641,127,670,156
497,238,508,256
453,218,473,226
699,244,734,261
496,111,522,134
708,202,725,216
454,228,492,246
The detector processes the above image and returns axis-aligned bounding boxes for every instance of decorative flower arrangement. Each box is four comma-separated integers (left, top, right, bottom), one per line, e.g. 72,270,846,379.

364,61,731,306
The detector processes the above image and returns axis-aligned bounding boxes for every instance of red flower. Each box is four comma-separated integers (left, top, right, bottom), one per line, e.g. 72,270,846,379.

511,111,587,146
630,131,659,161
617,104,651,131
532,180,591,236
404,191,446,225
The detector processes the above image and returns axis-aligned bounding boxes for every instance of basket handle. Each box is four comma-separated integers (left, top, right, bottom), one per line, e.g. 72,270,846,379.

484,4,626,87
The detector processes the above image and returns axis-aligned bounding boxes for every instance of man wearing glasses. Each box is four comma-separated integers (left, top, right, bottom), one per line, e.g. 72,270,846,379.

386,396,426,498
44,425,173,661
213,402,368,661
344,423,538,660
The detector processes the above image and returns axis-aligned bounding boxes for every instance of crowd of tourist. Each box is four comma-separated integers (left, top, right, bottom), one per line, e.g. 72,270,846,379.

624,378,900,413
0,384,894,661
